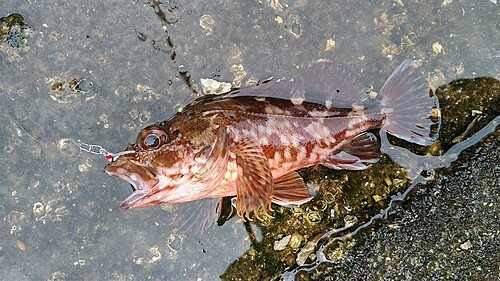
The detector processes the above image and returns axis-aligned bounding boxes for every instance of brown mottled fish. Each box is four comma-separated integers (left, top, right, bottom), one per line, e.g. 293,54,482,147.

105,60,440,229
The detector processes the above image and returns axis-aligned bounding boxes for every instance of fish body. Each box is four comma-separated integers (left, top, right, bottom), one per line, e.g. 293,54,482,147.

105,60,441,224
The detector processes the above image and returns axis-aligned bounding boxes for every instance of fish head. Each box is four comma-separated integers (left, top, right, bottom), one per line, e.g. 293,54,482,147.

105,115,229,210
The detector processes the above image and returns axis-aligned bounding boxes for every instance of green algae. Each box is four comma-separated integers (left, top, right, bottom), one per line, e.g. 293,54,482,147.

436,77,500,150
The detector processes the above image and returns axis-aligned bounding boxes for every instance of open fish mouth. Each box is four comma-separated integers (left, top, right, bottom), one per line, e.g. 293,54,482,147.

104,157,159,210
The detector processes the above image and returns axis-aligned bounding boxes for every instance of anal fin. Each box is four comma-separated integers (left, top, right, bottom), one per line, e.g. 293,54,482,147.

272,171,314,208
323,132,380,170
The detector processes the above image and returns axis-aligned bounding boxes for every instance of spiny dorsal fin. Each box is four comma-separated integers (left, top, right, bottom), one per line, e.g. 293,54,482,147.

225,78,297,100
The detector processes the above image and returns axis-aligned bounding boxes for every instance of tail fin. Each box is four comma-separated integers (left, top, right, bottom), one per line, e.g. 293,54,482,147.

379,59,441,146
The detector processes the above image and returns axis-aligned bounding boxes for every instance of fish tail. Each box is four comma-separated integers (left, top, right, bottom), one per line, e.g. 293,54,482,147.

379,60,441,146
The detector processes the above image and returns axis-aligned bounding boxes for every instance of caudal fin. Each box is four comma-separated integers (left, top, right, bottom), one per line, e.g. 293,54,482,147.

379,60,441,146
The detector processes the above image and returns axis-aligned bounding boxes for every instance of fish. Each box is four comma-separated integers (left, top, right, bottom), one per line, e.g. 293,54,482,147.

104,59,441,228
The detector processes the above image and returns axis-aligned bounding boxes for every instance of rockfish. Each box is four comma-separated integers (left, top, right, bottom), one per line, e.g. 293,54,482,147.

105,60,441,227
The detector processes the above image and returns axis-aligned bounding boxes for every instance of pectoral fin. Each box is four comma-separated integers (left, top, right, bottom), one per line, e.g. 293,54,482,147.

231,139,274,221
194,124,229,184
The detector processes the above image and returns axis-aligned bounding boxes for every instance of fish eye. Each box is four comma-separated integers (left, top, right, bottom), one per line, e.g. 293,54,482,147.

137,126,167,150
144,134,160,148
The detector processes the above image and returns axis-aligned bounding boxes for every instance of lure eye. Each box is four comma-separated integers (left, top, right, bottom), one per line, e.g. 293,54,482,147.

137,126,168,150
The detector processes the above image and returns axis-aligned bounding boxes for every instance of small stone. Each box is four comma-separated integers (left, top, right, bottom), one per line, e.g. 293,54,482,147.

325,39,336,51
200,78,231,95
78,160,91,173
296,241,316,265
343,215,358,227
270,0,284,12
460,240,472,250
15,239,26,251
471,110,482,116
274,235,291,251
199,15,216,34
288,232,303,249
441,0,453,6
432,42,443,54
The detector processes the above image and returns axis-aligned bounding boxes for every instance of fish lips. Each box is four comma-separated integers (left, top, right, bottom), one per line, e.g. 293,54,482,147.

104,157,159,210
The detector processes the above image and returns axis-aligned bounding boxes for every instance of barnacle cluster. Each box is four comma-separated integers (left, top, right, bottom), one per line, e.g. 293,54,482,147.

0,13,31,50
